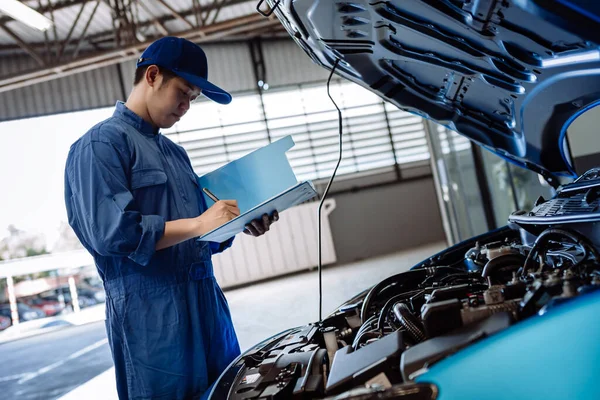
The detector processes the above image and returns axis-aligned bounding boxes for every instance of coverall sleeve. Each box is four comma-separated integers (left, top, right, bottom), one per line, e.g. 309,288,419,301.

173,144,235,255
209,237,234,255
67,140,165,266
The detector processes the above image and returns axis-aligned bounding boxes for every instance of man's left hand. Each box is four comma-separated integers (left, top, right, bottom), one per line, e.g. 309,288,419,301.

243,211,279,237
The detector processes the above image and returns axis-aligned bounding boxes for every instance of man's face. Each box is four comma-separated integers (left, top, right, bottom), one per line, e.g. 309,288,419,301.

147,72,201,129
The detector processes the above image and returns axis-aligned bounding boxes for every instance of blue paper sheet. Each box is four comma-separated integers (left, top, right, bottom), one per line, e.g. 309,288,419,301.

196,136,318,242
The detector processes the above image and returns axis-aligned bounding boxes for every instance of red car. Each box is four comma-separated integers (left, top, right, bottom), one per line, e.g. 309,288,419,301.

23,296,65,317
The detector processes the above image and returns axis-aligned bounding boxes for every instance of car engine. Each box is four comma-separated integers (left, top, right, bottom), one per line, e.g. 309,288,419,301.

218,169,600,399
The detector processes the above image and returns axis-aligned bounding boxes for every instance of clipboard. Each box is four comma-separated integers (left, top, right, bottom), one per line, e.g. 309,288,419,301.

196,136,318,242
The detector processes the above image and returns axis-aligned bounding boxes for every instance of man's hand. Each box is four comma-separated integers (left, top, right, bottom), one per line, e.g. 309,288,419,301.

196,200,240,235
156,200,240,250
243,211,279,237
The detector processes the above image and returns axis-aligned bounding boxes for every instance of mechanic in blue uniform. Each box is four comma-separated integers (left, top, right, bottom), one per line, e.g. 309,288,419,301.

64,37,278,400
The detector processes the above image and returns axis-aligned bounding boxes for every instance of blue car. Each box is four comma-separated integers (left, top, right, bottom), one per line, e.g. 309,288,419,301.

208,1,600,399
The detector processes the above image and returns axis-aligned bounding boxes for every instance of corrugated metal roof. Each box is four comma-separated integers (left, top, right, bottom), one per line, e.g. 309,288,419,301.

0,1,113,45
0,38,329,121
82,2,114,37
215,1,256,23
0,0,259,46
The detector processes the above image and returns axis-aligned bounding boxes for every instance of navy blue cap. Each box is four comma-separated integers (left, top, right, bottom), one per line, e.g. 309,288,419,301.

137,37,232,105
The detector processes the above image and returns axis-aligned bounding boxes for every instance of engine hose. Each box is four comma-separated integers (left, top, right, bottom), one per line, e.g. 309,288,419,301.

482,254,526,284
377,290,424,334
522,228,600,277
547,249,586,268
360,269,427,324
360,266,469,324
393,303,426,343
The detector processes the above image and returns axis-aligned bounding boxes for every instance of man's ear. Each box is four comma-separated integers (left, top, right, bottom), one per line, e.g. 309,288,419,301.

145,65,160,87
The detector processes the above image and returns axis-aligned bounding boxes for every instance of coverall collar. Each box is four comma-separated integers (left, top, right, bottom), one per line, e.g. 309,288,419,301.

113,101,160,137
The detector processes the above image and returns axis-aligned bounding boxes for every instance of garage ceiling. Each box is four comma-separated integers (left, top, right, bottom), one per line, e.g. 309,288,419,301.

0,0,286,93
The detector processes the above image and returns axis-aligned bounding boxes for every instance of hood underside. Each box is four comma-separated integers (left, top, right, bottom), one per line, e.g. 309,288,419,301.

269,0,600,182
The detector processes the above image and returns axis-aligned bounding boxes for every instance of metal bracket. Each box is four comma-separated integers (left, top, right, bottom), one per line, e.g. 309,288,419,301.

256,0,281,17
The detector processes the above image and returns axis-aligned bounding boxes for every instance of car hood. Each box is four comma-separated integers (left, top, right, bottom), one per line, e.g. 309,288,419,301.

267,0,600,184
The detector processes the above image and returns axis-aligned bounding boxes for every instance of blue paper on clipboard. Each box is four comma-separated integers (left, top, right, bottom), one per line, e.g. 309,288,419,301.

196,135,317,242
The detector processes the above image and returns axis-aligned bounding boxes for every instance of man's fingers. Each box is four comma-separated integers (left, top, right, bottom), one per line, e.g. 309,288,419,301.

262,214,271,231
243,227,252,235
251,219,265,235
271,210,279,222
245,224,259,236
227,205,240,216
218,201,239,216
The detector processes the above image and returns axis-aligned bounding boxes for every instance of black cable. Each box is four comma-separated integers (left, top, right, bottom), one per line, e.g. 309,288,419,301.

352,331,381,349
352,315,378,349
319,58,342,323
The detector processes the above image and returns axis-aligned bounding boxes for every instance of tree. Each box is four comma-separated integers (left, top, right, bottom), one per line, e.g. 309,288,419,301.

26,248,49,257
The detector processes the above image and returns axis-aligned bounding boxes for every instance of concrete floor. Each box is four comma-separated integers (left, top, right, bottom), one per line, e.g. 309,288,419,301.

57,241,447,399
226,241,446,351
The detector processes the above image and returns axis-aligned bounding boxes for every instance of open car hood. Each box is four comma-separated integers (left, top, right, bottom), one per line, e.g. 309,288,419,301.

267,0,600,184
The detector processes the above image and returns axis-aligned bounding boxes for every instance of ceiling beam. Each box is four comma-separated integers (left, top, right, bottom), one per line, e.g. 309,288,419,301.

155,0,194,29
0,23,46,66
137,0,169,36
0,0,252,52
72,0,101,59
0,14,281,93
0,0,90,25
57,0,89,61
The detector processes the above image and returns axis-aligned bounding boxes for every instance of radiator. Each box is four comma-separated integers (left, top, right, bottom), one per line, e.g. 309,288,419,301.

212,199,337,289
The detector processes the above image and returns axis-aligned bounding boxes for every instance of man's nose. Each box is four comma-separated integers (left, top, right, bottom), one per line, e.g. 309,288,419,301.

179,100,190,113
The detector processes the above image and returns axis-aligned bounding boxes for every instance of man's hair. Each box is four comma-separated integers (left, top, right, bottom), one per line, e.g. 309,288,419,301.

133,65,176,86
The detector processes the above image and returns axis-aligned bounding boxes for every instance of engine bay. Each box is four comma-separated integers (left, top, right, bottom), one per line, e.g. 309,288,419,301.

218,173,600,399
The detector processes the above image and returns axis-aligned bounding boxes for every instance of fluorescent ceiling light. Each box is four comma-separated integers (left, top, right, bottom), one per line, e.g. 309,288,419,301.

0,0,53,32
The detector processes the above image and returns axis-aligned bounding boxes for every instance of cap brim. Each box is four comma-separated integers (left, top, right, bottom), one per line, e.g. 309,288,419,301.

174,70,232,105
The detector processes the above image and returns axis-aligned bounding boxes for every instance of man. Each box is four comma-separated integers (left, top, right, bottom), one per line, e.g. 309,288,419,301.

64,36,278,399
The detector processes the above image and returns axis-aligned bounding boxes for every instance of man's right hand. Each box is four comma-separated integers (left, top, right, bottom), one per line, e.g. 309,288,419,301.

156,200,240,251
196,200,240,235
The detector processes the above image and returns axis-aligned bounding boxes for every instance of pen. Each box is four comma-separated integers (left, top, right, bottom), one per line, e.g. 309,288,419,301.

202,187,220,202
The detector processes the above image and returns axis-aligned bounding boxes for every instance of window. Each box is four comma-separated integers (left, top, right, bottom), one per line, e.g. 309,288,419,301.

165,81,431,181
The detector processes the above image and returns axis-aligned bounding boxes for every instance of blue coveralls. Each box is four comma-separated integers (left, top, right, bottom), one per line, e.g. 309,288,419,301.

64,101,241,399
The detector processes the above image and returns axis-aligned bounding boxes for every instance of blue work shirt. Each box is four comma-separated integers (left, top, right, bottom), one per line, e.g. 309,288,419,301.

65,101,232,281
65,101,240,399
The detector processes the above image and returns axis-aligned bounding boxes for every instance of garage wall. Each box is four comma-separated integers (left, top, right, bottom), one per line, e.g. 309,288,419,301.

329,176,445,264
118,41,258,95
313,164,446,264
0,57,123,121
0,38,330,121
261,40,330,87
